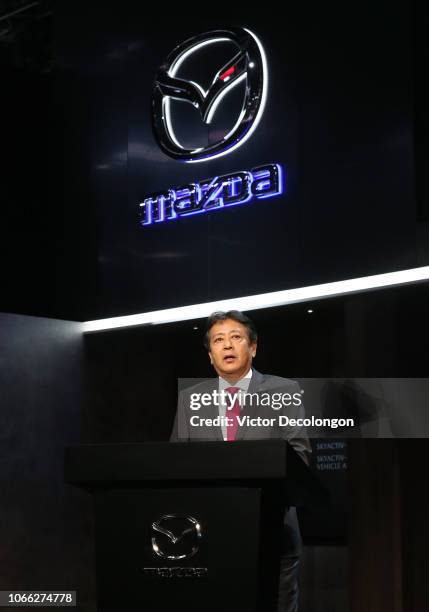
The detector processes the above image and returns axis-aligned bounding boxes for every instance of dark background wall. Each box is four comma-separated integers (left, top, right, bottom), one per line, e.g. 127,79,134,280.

0,313,95,612
2,0,429,321
65,1,421,319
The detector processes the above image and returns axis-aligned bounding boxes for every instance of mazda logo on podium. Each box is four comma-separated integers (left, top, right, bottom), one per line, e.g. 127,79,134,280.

151,515,202,560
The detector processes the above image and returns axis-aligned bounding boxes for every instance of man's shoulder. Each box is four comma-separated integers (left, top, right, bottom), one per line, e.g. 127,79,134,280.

255,370,300,391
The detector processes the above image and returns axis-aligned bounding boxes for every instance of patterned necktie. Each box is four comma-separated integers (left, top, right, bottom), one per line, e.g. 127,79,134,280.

225,386,240,442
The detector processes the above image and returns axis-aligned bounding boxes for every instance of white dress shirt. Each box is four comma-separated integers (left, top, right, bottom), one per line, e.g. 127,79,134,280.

218,368,253,440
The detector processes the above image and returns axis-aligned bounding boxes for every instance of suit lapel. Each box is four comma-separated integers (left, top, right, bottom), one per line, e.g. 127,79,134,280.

235,369,266,440
203,378,224,441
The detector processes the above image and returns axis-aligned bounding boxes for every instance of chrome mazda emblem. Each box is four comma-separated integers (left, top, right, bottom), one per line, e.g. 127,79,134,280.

151,515,202,560
152,27,267,163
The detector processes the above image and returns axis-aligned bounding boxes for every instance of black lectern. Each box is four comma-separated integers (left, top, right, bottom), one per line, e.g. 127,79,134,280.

65,440,323,612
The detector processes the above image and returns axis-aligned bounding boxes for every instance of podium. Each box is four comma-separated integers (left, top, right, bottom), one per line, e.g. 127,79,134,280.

64,440,325,612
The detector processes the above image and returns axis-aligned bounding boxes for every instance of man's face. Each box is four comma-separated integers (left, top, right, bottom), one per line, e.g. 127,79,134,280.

208,318,257,381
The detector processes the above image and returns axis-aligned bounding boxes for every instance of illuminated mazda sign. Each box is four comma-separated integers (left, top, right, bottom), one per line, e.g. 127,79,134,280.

152,27,268,163
138,163,283,226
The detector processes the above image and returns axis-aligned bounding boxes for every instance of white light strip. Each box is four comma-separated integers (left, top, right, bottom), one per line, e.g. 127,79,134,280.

81,266,429,333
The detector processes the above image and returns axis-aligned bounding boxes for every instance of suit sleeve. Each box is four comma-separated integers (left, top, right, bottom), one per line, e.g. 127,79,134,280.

279,381,312,465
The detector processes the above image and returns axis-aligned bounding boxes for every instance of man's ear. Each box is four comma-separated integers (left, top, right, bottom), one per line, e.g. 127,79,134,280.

251,343,257,358
208,351,213,364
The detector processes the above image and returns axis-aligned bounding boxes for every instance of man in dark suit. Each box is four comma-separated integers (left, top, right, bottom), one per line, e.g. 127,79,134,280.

170,310,311,612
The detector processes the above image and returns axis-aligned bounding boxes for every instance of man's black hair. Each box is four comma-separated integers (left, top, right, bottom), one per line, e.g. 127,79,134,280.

203,310,258,350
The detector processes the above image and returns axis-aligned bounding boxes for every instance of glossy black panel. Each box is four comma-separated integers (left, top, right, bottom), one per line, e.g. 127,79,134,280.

2,1,428,321
114,5,418,317
47,2,422,319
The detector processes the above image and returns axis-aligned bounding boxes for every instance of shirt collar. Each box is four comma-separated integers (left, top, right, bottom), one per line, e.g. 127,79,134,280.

218,367,253,390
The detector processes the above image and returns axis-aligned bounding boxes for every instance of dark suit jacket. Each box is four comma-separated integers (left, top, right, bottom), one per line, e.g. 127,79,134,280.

170,368,312,555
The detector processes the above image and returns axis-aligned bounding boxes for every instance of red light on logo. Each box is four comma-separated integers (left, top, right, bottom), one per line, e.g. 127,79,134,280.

219,66,235,81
